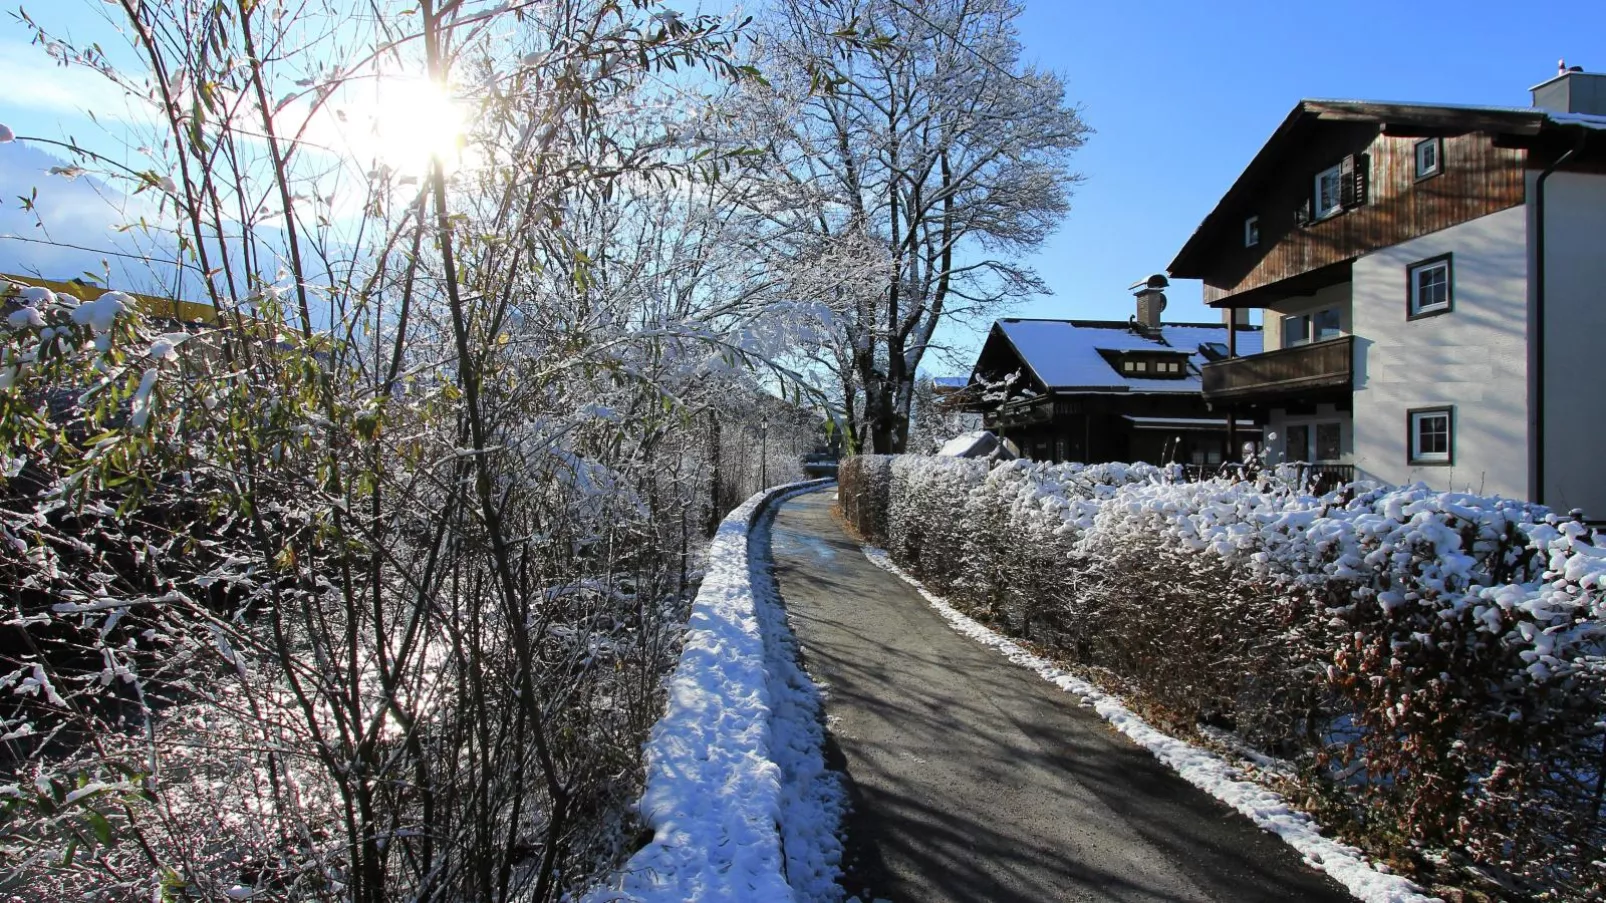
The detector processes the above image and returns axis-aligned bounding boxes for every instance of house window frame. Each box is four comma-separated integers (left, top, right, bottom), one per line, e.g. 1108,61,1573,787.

1407,406,1454,466
1311,307,1342,342
1413,137,1443,180
1285,423,1312,463
1407,253,1454,319
1280,307,1342,348
1244,215,1260,247
1314,421,1342,462
1314,163,1345,220
1282,313,1311,348
1283,420,1345,463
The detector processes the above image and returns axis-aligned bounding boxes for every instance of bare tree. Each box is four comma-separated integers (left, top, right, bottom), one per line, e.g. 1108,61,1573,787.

733,0,1089,452
0,2,827,900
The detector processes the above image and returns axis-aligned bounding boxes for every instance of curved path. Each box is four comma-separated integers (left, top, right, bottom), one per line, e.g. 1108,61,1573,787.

766,488,1353,903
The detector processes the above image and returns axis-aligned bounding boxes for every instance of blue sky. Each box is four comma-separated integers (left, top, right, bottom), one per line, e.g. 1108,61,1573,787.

998,0,1606,348
5,0,1606,371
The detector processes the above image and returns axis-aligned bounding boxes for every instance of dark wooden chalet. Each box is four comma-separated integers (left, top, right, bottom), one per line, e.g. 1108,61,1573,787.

968,280,1261,466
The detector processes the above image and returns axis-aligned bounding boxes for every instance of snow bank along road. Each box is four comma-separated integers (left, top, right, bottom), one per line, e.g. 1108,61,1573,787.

770,488,1355,903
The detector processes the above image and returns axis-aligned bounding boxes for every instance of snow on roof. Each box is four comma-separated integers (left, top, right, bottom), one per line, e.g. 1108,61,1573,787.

931,376,969,389
1548,110,1606,130
938,430,998,457
994,319,1262,394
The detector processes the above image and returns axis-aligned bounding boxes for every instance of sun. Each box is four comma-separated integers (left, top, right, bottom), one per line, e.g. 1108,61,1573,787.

360,74,467,176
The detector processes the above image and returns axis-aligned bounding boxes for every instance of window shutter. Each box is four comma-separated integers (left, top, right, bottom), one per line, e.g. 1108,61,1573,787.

1354,152,1370,206
1339,154,1357,208
1295,196,1312,226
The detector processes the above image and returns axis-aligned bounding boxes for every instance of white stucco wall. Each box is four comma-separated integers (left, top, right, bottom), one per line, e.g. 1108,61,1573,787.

1350,205,1529,498
1531,170,1606,516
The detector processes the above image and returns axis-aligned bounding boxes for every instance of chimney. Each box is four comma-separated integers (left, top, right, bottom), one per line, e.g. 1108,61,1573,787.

1532,63,1606,116
1130,273,1169,335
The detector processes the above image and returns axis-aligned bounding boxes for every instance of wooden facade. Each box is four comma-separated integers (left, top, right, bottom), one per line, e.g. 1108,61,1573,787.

1163,102,1581,305
1196,128,1526,304
968,319,1261,467
984,392,1238,466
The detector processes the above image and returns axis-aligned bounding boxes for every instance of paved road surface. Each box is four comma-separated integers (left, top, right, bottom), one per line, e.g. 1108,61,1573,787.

765,488,1353,903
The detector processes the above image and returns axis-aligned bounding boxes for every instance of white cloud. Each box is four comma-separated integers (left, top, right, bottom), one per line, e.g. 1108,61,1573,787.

0,42,157,128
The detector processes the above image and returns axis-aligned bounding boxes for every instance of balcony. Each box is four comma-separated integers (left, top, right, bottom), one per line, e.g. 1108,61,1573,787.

1201,335,1353,403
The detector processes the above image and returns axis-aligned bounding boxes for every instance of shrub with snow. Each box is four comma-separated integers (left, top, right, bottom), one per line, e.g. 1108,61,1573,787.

838,455,1606,898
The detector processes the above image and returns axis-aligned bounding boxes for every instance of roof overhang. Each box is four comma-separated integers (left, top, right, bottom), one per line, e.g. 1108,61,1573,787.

1166,100,1598,279
1205,259,1354,309
1122,416,1257,430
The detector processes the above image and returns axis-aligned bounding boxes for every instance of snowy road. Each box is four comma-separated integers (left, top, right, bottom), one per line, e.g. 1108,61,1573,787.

766,488,1354,903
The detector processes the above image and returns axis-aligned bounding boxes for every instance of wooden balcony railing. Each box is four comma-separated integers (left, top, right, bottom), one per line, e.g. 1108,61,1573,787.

1201,335,1353,403
1179,462,1355,493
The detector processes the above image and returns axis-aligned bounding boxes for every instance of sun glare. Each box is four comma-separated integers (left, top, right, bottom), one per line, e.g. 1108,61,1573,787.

360,75,467,176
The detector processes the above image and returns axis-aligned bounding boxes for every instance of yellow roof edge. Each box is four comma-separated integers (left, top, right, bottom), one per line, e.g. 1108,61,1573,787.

1,273,217,325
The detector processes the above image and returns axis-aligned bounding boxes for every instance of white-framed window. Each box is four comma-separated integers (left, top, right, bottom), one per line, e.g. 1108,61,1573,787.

1408,407,1453,465
1314,164,1345,219
1408,255,1453,318
1414,137,1442,179
1244,215,1260,247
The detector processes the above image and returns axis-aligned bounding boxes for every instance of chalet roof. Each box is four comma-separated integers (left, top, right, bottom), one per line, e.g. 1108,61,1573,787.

975,318,1262,395
1168,100,1606,278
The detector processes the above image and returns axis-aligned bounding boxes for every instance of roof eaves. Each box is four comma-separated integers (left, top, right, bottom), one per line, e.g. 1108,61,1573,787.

1168,100,1552,277
987,322,1055,395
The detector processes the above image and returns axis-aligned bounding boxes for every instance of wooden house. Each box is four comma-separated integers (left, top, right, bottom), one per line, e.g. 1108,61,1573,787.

967,278,1261,466
1168,67,1606,513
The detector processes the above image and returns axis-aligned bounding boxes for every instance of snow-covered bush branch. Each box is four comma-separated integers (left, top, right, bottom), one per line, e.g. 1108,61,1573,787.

839,455,1606,898
0,2,833,901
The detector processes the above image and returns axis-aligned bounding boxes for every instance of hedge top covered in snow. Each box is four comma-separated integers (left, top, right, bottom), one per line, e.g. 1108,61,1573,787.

868,454,1605,690
843,453,1606,896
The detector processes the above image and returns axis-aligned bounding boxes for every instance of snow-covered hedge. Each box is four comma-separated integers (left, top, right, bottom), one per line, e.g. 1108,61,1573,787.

839,455,1606,897
591,479,841,903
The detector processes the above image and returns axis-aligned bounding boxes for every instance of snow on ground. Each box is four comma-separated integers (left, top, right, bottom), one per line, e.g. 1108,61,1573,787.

587,479,841,903
860,545,1442,903
750,491,848,901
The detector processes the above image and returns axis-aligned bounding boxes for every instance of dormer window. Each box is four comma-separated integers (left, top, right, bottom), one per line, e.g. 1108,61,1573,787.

1414,137,1442,179
1244,215,1260,247
1114,353,1189,378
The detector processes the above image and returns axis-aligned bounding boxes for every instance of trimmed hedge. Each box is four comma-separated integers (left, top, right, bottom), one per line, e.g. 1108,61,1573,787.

839,455,1606,899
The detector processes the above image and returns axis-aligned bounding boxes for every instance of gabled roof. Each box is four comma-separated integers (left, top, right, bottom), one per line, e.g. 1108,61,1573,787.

973,318,1262,395
1168,100,1606,278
